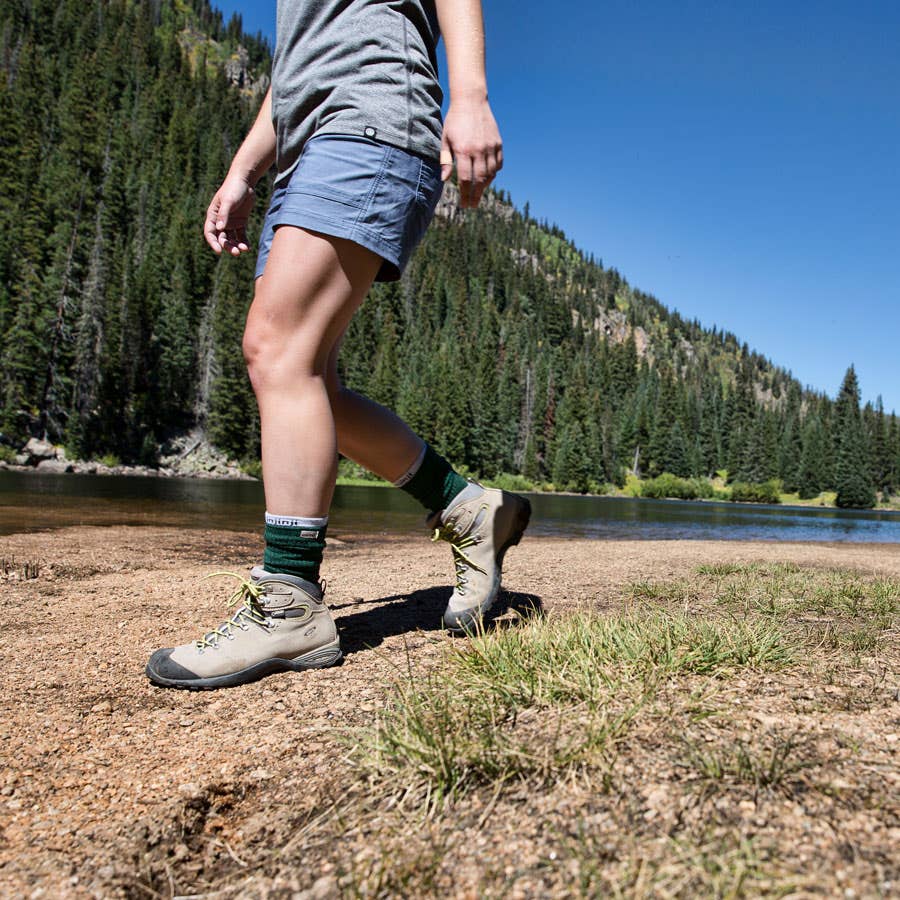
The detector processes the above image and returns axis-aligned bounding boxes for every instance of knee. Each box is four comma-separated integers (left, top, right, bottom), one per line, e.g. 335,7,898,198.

242,318,276,391
242,317,322,394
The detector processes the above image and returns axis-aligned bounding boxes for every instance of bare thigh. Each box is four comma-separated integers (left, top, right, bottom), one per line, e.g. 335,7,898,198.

245,226,382,380
244,225,382,515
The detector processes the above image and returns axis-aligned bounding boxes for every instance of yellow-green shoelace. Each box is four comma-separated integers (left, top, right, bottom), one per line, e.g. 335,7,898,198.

431,524,487,594
194,572,267,650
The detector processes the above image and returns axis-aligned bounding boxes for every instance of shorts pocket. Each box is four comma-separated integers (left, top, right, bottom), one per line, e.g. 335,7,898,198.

286,135,389,208
416,157,443,207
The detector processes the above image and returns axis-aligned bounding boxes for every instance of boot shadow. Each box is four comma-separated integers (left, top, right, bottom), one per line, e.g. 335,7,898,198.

333,588,544,656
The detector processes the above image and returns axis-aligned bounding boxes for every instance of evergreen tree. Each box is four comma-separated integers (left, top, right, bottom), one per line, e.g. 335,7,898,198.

0,0,893,504
833,366,876,509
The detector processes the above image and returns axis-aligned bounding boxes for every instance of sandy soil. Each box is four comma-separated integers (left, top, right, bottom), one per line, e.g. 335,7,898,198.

1,527,898,898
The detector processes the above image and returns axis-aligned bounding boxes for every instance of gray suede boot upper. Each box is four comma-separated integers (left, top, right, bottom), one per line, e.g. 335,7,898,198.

146,571,341,690
428,483,531,633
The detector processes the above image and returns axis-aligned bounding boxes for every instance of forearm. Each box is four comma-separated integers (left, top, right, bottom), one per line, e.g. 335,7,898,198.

227,86,276,186
434,0,488,101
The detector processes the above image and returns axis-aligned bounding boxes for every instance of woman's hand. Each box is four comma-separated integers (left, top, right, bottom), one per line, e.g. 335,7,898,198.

440,95,503,209
203,174,256,256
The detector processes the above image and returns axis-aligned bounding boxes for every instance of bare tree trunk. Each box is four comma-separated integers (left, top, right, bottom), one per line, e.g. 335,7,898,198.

514,363,534,470
40,178,86,439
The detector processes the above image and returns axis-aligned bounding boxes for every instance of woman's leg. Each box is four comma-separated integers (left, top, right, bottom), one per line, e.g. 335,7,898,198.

324,338,423,483
144,225,375,690
245,226,382,516
324,334,531,635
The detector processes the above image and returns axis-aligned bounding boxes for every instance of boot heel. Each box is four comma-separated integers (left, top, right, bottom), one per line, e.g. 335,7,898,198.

511,497,532,545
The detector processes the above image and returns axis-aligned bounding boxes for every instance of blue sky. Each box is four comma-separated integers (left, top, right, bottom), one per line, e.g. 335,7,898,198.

215,0,900,411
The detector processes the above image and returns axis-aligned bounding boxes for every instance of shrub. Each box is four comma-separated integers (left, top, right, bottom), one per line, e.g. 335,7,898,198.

641,473,699,500
692,477,716,499
729,480,781,504
489,472,535,493
241,458,263,479
623,472,642,497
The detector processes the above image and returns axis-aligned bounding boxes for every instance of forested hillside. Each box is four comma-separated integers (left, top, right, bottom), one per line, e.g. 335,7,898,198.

1,0,897,507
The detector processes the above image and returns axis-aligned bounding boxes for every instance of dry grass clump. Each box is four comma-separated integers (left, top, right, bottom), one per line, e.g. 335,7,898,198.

349,611,792,806
0,555,41,580
324,564,897,896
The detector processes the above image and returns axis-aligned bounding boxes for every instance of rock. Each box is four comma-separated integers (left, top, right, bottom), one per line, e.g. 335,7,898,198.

22,437,55,464
36,459,73,474
14,454,29,466
73,462,97,475
304,875,339,900
90,701,112,715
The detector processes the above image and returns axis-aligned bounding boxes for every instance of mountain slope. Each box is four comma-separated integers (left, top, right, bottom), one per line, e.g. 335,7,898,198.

0,0,896,503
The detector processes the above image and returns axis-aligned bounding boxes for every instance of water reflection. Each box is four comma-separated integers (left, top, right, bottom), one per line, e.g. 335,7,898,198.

1,470,898,543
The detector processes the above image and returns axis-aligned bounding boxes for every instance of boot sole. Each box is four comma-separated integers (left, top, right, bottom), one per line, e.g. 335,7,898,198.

145,643,343,691
444,494,532,635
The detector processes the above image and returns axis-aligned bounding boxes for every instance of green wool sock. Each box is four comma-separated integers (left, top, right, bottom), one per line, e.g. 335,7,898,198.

396,443,469,514
263,514,327,583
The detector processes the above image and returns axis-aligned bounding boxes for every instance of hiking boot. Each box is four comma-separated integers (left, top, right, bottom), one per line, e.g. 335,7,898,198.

428,483,531,634
146,571,342,690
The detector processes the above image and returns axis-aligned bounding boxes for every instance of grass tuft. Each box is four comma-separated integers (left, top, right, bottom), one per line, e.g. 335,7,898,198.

349,610,791,805
680,730,814,796
0,557,41,580
676,563,899,655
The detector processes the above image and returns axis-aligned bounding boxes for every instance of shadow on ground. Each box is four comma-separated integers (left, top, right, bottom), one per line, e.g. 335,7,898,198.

335,588,545,655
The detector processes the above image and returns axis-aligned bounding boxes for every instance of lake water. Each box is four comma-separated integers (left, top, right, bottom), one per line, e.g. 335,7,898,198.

1,470,899,543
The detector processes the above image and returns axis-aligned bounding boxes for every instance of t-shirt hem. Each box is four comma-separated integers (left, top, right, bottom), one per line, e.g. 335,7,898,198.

273,122,442,189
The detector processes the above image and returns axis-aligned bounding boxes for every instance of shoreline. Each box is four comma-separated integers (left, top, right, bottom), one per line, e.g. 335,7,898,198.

3,461,899,515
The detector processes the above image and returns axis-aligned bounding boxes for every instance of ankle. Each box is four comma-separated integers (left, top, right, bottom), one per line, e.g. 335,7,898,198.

396,443,469,513
263,514,327,582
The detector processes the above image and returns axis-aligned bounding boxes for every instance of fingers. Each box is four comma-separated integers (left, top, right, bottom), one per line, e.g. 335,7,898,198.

204,200,223,255
456,144,502,208
214,197,234,252
204,191,252,256
440,134,453,183
217,229,250,257
456,152,474,207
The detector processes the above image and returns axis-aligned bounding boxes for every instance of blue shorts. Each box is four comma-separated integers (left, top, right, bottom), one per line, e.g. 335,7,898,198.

255,133,444,282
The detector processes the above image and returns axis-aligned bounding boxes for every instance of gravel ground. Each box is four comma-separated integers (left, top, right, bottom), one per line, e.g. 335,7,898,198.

1,526,898,898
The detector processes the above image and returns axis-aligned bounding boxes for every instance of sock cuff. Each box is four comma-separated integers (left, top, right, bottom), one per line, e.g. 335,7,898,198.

264,513,329,529
392,442,428,487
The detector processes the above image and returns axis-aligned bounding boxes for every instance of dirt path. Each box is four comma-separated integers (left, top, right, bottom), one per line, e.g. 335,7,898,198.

1,527,898,898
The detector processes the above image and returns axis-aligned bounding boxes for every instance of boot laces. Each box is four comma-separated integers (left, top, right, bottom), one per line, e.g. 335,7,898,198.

432,519,487,595
194,572,269,650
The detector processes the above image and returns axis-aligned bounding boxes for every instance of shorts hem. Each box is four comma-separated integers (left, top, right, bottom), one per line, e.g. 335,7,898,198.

256,209,404,282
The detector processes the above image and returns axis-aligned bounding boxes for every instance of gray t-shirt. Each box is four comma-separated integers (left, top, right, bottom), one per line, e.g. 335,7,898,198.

272,0,444,188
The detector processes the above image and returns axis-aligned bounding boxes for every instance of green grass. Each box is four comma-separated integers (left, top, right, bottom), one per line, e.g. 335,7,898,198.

676,563,899,656
680,731,814,796
562,830,789,899
349,610,792,806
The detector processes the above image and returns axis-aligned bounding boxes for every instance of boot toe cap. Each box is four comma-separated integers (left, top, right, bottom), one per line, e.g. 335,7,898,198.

146,648,201,684
442,607,482,635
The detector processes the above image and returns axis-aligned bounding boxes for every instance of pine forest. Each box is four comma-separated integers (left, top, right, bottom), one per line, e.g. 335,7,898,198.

1,0,897,509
